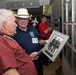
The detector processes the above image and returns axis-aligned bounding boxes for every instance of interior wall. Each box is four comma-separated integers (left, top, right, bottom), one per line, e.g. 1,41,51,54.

43,5,52,15
52,0,61,30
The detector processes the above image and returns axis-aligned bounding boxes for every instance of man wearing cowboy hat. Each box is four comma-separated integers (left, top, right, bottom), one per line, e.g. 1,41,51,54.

14,8,47,75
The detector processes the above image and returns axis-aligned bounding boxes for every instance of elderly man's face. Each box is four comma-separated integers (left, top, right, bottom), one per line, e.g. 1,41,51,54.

6,15,17,36
17,18,29,29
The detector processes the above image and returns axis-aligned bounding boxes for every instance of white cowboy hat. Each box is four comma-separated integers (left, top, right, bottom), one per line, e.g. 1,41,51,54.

16,8,32,18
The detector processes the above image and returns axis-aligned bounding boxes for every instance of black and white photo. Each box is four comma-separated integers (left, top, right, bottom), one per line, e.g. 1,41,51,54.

48,35,63,54
42,30,69,61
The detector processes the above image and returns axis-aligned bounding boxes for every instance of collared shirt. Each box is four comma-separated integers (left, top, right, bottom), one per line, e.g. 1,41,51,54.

14,25,42,68
14,25,41,55
0,35,37,75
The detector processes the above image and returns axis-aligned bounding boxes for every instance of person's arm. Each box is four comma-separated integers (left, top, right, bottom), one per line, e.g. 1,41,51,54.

3,68,20,75
29,52,39,60
44,27,52,34
38,39,48,45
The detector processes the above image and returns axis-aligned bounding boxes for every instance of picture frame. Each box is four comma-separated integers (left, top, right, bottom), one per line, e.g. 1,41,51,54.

68,1,72,22
68,25,72,44
73,51,76,74
63,44,67,58
42,30,69,62
63,5,66,22
66,44,72,67
63,0,66,4
63,24,66,34
75,1,76,22
74,25,76,49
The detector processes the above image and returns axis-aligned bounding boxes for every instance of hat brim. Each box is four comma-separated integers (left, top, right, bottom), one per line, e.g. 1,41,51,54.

15,15,32,18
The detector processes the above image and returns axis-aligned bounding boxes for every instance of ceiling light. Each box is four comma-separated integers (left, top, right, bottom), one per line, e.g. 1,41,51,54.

30,3,33,5
15,4,17,7
66,0,70,2
23,4,24,6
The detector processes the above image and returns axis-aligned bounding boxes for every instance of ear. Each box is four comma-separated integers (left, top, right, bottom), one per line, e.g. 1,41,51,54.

3,21,8,29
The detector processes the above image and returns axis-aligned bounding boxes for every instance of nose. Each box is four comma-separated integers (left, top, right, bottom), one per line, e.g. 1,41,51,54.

15,22,17,27
22,19,26,22
16,23,17,27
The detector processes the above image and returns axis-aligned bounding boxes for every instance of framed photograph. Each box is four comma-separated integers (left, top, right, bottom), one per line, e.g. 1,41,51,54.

73,51,76,74
74,25,76,49
63,5,66,22
66,44,72,67
63,24,66,34
68,1,72,22
63,0,66,4
42,30,69,61
63,44,67,58
68,25,72,44
75,1,76,22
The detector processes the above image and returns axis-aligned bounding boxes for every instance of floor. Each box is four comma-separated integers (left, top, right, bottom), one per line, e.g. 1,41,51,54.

43,56,64,75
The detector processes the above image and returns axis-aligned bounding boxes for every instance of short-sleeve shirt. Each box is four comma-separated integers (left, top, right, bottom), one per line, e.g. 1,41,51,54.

14,25,42,68
39,22,51,39
0,35,37,75
14,25,41,55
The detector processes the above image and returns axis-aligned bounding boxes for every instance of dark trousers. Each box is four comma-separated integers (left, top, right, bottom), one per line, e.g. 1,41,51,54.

42,53,48,64
40,37,49,65
37,66,43,75
34,55,43,75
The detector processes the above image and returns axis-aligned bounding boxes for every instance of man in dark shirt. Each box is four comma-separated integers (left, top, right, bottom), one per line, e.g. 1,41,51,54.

0,9,37,75
14,8,47,75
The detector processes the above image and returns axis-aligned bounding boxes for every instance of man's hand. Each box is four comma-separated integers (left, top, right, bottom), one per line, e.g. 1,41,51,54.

38,39,48,45
48,27,53,32
44,27,53,34
29,52,39,60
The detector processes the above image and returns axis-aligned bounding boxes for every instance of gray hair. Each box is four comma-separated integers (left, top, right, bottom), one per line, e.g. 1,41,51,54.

0,9,14,29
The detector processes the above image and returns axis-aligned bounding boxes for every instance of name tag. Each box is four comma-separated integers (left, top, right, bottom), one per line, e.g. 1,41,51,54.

32,38,38,43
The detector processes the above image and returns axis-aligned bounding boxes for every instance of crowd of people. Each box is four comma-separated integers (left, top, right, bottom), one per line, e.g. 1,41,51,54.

0,8,53,75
